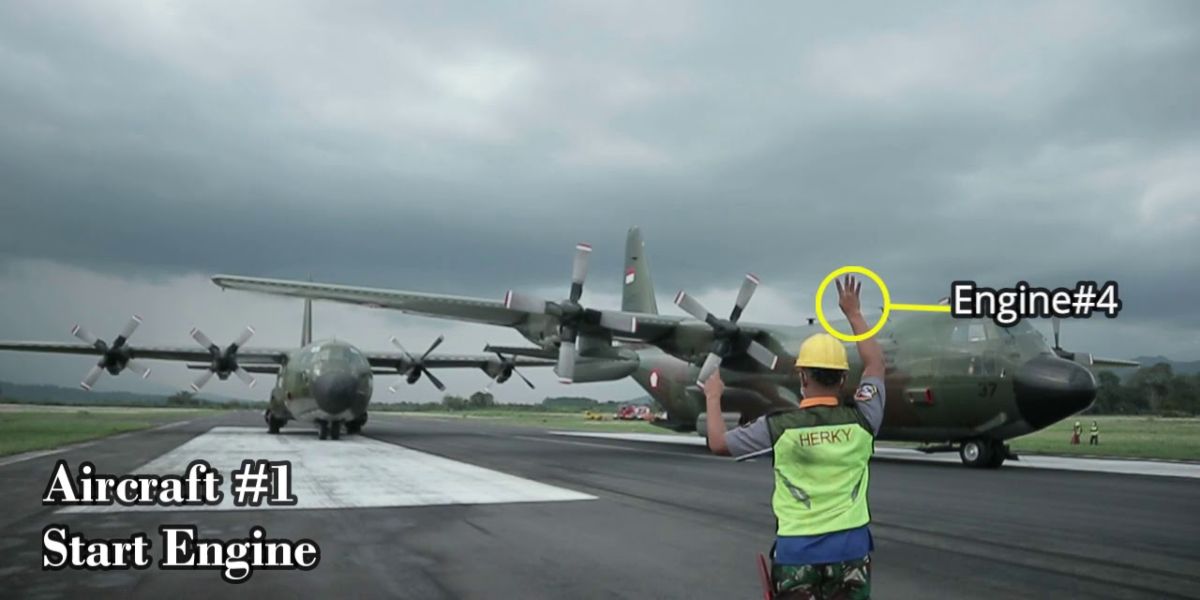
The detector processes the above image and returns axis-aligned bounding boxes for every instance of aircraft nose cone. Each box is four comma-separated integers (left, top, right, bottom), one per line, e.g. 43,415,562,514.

1014,354,1097,430
311,372,358,415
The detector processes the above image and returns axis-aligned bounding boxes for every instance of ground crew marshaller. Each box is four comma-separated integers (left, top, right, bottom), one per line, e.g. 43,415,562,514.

1072,421,1082,445
1089,420,1100,445
704,274,885,599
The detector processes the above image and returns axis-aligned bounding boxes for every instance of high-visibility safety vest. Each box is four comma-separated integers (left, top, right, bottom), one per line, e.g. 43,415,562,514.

766,397,874,537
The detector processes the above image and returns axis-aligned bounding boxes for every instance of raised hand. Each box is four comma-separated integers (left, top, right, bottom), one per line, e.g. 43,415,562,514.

836,275,862,317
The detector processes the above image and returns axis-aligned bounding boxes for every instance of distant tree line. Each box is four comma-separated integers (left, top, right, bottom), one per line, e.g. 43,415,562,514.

1091,363,1200,416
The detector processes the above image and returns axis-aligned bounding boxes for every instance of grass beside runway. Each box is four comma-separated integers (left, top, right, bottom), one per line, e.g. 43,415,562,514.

1007,415,1200,461
0,406,215,456
376,410,684,434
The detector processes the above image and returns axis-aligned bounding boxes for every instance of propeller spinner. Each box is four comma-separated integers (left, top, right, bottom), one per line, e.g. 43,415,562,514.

673,274,779,386
485,351,536,391
504,243,638,383
71,315,152,390
189,326,257,392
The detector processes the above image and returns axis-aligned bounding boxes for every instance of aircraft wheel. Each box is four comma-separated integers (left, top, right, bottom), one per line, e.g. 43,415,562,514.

268,420,281,434
959,439,993,468
318,421,329,440
330,421,342,440
986,442,1008,468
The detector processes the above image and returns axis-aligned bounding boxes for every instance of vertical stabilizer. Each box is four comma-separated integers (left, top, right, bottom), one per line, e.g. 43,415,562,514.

301,298,313,346
622,226,658,314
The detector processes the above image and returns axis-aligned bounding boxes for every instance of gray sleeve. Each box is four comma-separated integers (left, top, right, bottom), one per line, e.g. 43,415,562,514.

853,376,887,435
725,416,772,458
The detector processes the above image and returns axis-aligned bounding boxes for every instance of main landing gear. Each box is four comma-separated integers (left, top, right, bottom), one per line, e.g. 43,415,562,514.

959,438,1012,469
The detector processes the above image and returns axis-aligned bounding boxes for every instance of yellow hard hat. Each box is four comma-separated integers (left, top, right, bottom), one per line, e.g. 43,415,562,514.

794,333,849,370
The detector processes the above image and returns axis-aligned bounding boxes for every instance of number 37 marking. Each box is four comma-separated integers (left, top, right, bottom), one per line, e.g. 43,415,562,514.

978,382,997,397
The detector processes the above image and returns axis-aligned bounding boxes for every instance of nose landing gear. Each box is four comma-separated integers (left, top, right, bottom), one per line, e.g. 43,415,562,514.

316,420,342,440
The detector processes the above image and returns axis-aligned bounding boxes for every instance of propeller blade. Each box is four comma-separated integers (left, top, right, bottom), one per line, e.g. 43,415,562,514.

730,273,760,322
556,342,576,383
746,340,779,370
388,383,400,394
118,315,143,341
80,365,105,391
233,368,256,388
420,335,445,361
1052,317,1062,349
232,326,255,348
126,360,152,379
673,291,713,322
513,367,536,389
190,327,217,349
389,336,414,361
71,324,100,346
190,370,215,392
696,353,723,386
599,311,638,334
422,368,445,391
570,243,592,301
503,290,549,314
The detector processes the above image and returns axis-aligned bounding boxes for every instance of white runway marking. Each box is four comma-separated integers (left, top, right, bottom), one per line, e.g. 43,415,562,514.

62,427,594,513
549,431,1200,479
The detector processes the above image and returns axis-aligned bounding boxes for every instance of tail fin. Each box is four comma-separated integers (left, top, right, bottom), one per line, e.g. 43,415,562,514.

301,299,313,346
622,226,658,314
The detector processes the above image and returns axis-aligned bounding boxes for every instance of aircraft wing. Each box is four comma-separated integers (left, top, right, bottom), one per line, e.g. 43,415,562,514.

209,275,791,377
362,351,554,370
212,275,529,327
1088,356,1140,368
211,274,687,341
0,341,290,364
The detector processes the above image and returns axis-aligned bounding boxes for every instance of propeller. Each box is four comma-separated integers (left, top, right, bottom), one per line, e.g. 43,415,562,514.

387,336,446,392
71,316,152,390
486,351,536,390
189,326,257,392
673,274,779,386
1052,317,1062,351
503,243,638,383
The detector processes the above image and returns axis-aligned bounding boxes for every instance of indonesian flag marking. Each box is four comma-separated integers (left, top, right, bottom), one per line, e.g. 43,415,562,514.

625,267,636,285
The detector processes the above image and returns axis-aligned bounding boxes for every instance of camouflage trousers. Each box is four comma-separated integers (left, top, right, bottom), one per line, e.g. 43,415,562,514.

771,555,871,600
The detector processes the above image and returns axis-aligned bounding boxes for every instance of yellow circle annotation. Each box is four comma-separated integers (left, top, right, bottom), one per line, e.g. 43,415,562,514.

815,266,892,342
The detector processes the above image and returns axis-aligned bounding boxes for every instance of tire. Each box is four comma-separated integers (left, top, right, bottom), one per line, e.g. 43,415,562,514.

959,439,993,468
986,442,1008,468
318,421,329,440
330,421,342,441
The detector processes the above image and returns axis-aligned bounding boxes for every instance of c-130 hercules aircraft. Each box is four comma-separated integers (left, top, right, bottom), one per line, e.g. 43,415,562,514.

0,299,549,440
212,228,1136,467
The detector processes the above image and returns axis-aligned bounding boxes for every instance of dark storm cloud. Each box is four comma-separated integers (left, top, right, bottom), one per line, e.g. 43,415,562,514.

0,0,1197,371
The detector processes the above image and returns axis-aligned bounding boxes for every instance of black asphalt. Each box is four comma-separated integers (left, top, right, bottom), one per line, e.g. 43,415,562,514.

1,411,1197,599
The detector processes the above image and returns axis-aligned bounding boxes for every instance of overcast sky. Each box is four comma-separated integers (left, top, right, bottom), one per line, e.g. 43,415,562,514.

1,1,1197,402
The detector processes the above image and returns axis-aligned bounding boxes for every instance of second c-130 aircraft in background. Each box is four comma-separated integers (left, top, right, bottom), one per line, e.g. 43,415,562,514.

213,227,1137,467
0,299,550,440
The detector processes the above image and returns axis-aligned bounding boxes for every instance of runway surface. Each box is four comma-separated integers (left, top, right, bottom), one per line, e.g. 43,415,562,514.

1,411,1197,599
